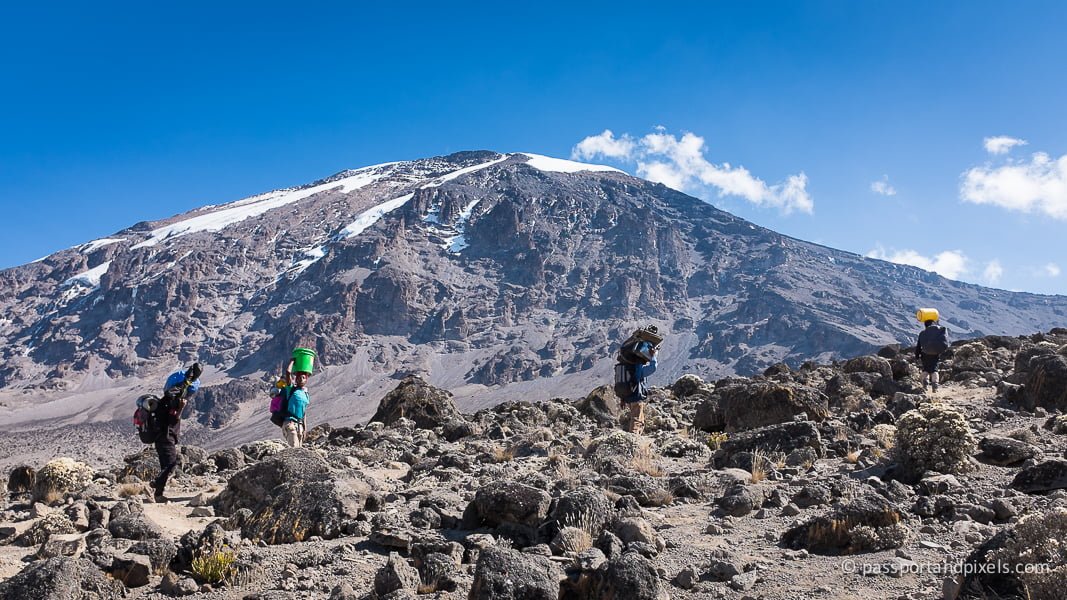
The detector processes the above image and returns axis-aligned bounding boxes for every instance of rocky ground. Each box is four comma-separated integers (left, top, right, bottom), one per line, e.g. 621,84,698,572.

1,330,1066,600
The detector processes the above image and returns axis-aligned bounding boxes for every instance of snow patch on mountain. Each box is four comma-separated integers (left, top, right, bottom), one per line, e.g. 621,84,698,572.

63,261,111,289
132,166,396,249
79,238,126,253
518,153,621,174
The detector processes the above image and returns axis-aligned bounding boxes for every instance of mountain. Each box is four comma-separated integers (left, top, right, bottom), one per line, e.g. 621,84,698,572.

1,150,1065,430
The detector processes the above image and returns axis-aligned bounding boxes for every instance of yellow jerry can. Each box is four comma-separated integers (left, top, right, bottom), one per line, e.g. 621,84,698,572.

915,308,940,323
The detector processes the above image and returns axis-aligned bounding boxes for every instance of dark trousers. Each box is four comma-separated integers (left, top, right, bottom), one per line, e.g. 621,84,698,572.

152,427,180,493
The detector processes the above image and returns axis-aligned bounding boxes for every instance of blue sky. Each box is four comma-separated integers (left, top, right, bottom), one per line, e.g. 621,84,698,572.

2,1,1065,294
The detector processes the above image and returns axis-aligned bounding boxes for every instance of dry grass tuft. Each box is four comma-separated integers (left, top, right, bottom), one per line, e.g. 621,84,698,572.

631,440,664,477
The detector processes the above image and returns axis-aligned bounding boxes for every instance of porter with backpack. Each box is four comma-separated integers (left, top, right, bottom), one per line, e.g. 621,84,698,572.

915,309,948,392
134,362,202,502
614,325,663,435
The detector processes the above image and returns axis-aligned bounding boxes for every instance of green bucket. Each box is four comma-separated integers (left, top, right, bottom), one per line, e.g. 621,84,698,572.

292,347,316,374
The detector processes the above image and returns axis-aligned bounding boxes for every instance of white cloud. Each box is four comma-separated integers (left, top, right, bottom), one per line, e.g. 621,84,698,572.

982,260,1003,285
1043,263,1061,277
961,150,1067,220
571,130,636,160
572,129,813,215
866,247,970,281
870,175,897,196
983,136,1027,155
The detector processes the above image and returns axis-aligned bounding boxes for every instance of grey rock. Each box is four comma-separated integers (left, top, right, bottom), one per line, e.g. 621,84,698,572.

0,557,124,600
469,546,563,600
1011,459,1067,493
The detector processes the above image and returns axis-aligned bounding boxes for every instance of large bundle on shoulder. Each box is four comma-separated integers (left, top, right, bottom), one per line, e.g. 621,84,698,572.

617,324,664,365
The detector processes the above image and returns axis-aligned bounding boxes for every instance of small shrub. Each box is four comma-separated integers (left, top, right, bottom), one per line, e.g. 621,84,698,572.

895,404,976,479
191,549,237,584
631,441,664,477
490,444,515,463
117,483,145,498
705,431,728,450
750,449,768,483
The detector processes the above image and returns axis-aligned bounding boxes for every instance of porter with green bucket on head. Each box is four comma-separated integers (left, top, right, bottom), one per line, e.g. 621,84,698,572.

272,348,314,447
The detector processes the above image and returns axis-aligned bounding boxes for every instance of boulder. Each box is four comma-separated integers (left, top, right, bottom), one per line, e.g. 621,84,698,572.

127,538,177,574
465,481,551,529
545,486,614,540
373,552,419,598
213,447,332,515
209,448,246,472
370,376,461,430
843,355,893,378
977,436,1038,466
108,502,163,541
1022,355,1067,411
15,512,76,547
713,421,823,469
588,551,668,600
576,384,622,427
782,493,908,555
468,546,563,600
242,478,369,544
1011,459,1067,493
583,431,642,476
110,553,152,588
719,381,829,431
0,557,124,600
36,533,86,560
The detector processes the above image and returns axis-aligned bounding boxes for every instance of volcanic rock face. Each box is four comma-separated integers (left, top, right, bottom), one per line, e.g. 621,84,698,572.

1,151,1066,424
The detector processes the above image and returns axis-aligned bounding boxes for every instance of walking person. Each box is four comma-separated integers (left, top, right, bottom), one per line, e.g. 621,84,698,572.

916,316,949,393
613,326,663,435
271,348,314,448
152,362,201,502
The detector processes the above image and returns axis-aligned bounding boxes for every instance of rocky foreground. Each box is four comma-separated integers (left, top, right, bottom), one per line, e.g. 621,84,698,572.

1,330,1067,600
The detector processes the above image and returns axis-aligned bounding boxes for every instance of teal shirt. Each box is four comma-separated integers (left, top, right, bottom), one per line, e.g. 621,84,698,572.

287,387,310,421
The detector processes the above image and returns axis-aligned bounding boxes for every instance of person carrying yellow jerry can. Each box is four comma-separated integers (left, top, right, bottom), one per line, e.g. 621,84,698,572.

915,309,949,393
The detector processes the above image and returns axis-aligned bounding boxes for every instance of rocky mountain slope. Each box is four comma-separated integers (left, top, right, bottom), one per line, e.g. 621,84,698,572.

2,329,1066,599
1,151,1065,441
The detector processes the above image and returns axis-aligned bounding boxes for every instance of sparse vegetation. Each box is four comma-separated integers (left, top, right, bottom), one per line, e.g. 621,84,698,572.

705,431,728,450
191,548,237,585
631,440,664,477
117,483,145,498
750,449,768,483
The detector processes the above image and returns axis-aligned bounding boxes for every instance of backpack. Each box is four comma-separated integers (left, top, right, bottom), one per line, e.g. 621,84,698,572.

614,363,637,400
270,386,293,427
921,325,949,355
133,394,165,444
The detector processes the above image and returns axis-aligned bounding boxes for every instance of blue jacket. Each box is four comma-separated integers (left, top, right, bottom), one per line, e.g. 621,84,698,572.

165,370,201,395
286,387,310,422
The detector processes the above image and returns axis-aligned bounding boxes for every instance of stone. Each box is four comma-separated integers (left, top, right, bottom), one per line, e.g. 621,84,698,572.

371,377,462,430
36,533,86,560
589,551,668,600
0,557,124,599
719,381,829,432
110,552,153,587
373,552,419,598
1011,459,1067,493
713,421,824,469
978,436,1037,466
468,546,563,600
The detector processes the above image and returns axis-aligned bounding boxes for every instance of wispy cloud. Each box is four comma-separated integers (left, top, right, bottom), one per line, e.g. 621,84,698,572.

1043,262,1061,277
982,260,1003,285
983,136,1027,155
960,146,1067,220
866,246,970,280
572,129,813,215
870,175,897,196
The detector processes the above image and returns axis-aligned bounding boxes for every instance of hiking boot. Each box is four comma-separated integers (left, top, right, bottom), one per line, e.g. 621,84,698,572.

931,384,939,393
153,493,169,504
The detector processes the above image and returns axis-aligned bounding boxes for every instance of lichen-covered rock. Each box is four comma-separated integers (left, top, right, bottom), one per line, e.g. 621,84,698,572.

672,374,709,398
213,447,332,515
588,551,669,600
33,458,94,504
719,381,829,431
0,557,124,600
370,376,461,430
1011,460,1067,493
108,501,164,541
242,478,369,544
1022,354,1067,411
978,435,1037,466
373,552,419,598
782,493,908,555
127,538,177,574
843,355,893,378
15,512,76,547
545,486,614,540
895,404,976,480
464,481,550,529
713,421,823,469
576,384,622,428
468,546,563,600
